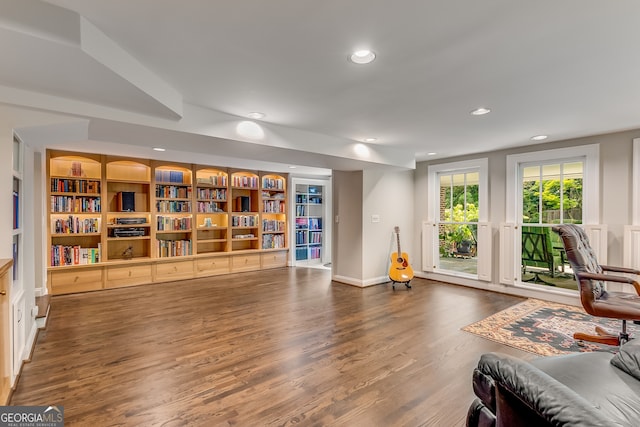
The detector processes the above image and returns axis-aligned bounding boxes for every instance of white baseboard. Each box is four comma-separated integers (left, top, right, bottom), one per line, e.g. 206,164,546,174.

332,275,389,287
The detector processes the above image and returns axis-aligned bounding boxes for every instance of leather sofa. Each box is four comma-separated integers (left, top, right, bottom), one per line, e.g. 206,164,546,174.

467,340,640,426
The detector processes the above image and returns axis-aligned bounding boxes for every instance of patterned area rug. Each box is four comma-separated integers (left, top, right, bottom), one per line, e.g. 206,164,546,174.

462,299,639,356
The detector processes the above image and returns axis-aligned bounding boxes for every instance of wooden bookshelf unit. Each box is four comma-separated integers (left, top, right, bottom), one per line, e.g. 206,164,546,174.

46,150,289,295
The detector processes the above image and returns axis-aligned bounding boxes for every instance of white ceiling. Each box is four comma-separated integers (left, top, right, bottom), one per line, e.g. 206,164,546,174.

2,0,640,174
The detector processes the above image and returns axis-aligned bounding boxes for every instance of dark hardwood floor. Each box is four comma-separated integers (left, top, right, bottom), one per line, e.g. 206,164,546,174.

11,268,533,426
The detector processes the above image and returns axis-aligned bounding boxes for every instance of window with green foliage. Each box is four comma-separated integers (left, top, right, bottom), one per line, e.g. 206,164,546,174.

438,171,479,273
522,162,583,224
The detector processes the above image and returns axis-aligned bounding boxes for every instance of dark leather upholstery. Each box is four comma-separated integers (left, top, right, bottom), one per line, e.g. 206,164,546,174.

467,351,640,426
552,224,640,323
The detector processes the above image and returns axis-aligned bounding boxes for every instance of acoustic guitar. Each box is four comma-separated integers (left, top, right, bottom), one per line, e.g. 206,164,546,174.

389,226,414,286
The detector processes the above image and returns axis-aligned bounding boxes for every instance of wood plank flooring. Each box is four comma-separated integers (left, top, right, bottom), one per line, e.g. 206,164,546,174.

10,268,533,426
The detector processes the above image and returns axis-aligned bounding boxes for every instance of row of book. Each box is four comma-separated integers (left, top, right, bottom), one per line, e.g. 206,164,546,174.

262,200,285,213
295,247,308,260
50,178,101,194
262,234,285,249
155,169,187,184
262,177,285,189
232,175,259,188
196,174,227,186
232,215,257,227
156,185,192,199
155,200,191,213
196,202,225,213
309,231,322,244
262,191,286,199
196,188,227,200
51,196,101,213
157,216,192,231
262,220,285,232
295,230,308,245
52,216,100,234
156,239,192,257
51,244,100,266
308,218,322,230
309,246,322,259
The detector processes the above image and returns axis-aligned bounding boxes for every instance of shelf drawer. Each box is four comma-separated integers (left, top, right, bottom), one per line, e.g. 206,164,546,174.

105,264,152,289
50,268,103,295
153,260,194,282
195,256,230,277
261,251,288,269
231,253,261,272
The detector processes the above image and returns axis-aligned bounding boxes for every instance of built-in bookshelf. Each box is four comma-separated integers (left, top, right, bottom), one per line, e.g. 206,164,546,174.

261,174,287,250
295,184,324,263
230,171,260,251
195,167,228,254
154,164,193,258
105,158,152,262
48,152,103,267
46,150,289,295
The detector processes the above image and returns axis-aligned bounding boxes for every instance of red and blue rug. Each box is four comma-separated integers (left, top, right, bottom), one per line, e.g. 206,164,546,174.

462,299,639,356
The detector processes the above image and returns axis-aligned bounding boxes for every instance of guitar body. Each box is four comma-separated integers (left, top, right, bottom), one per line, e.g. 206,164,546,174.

389,226,414,287
389,251,414,283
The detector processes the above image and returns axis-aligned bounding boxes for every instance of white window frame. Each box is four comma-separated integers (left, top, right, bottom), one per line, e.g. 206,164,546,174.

425,158,488,278
504,144,600,289
506,144,600,225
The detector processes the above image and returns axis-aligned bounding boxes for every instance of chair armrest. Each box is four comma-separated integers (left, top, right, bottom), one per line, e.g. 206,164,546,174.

601,265,640,275
477,353,614,426
577,272,640,295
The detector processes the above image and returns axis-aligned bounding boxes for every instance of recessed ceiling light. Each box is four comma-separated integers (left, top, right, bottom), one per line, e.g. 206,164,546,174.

363,137,377,143
288,166,297,169
427,152,437,156
247,112,265,119
471,107,491,116
531,135,548,141
153,147,166,152
349,49,376,64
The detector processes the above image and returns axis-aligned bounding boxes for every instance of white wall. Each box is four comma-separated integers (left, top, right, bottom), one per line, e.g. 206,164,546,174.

362,169,414,283
332,171,363,283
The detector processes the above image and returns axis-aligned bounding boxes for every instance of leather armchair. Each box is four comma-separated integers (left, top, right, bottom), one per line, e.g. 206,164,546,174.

467,349,640,426
552,224,640,345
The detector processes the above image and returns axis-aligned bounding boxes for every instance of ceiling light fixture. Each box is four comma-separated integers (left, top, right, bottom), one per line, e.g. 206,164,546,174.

153,147,166,152
531,135,548,141
471,107,491,116
288,166,297,169
363,137,377,143
349,49,376,64
427,152,437,156
247,112,265,119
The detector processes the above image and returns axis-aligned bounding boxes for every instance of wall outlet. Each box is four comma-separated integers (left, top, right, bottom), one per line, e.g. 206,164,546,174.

371,214,380,223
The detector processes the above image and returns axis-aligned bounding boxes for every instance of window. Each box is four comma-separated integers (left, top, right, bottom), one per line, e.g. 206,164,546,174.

505,144,599,290
427,159,488,278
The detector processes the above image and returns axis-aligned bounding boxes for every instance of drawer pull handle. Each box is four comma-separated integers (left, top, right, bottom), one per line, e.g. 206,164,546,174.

0,290,6,296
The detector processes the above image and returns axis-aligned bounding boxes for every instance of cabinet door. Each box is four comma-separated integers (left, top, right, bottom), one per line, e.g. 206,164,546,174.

50,268,103,295
153,260,194,282
106,264,153,288
231,254,261,272
261,251,287,269
195,256,230,277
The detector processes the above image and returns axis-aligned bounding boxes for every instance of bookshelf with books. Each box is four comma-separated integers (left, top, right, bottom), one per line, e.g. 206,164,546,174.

295,183,324,264
194,167,229,254
48,152,103,269
105,158,152,263
46,149,289,295
153,163,193,259
260,173,287,250
230,170,260,251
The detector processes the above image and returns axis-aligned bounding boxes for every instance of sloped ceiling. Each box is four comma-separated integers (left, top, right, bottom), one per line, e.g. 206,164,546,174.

2,0,640,174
